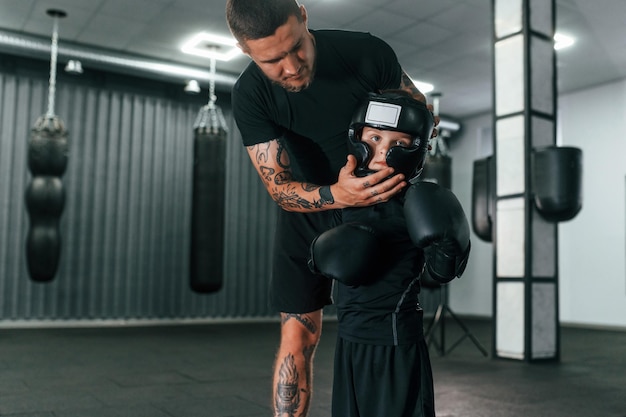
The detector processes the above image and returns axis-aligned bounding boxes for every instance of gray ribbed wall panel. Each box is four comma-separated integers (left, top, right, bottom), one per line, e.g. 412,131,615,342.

0,63,278,323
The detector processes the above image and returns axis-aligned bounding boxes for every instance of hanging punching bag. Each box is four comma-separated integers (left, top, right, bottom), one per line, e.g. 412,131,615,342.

189,100,227,293
420,94,454,190
421,153,452,189
533,146,583,222
25,117,68,282
25,9,69,282
471,156,493,242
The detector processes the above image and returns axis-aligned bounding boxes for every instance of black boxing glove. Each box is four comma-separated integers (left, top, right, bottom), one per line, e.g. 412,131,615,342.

403,182,471,283
308,223,382,286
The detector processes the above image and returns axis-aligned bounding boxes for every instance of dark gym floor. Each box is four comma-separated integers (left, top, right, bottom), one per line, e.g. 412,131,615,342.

0,316,625,417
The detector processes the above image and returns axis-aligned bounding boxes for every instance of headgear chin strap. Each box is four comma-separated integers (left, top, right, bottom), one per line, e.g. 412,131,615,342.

347,91,434,182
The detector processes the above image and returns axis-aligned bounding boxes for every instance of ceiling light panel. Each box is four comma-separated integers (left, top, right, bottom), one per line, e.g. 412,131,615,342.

181,32,242,61
554,33,575,50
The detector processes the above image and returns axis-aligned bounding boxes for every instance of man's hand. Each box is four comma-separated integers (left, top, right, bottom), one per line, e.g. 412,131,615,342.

330,155,407,208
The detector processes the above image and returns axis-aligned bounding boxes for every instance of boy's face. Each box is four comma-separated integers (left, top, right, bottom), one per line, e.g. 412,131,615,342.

360,126,413,172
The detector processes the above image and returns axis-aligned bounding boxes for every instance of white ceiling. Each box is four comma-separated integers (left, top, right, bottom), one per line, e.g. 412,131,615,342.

1,0,625,118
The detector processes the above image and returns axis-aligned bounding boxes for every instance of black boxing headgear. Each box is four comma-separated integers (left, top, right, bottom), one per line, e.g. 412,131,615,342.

348,91,434,182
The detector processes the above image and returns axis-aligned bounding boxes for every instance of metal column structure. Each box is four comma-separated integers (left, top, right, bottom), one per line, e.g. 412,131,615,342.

491,0,559,361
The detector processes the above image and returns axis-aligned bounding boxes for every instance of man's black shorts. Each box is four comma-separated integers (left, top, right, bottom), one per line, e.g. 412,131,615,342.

270,209,340,314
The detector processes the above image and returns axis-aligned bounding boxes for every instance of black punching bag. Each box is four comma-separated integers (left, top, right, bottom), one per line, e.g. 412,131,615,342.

25,9,69,282
421,153,452,189
190,102,227,293
471,156,493,242
26,117,69,282
533,146,583,222
25,173,66,281
420,93,453,190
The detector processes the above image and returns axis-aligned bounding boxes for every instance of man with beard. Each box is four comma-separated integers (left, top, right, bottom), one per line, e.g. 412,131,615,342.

226,1,437,415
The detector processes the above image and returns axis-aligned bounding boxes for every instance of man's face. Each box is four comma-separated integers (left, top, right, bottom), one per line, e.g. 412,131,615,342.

240,8,316,92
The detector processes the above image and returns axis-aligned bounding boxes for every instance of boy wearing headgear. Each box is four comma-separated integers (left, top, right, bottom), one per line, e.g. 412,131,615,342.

309,90,471,417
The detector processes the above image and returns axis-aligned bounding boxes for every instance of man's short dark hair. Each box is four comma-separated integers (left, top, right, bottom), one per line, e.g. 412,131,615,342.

226,0,303,45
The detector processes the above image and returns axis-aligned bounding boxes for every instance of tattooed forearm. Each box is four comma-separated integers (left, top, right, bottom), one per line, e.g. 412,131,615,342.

273,192,315,210
273,189,333,211
276,140,290,169
271,184,335,211
247,140,335,212
282,313,318,334
259,166,275,183
275,171,294,185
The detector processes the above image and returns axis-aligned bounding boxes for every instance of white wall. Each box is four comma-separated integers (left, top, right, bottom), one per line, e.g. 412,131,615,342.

448,78,626,329
447,113,494,317
558,79,626,328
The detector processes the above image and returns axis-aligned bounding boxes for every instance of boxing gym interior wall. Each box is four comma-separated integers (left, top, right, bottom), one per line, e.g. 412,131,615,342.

0,53,281,323
447,77,626,330
1,53,624,331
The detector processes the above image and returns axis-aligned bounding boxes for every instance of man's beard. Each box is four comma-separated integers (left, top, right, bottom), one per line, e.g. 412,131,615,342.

275,64,316,93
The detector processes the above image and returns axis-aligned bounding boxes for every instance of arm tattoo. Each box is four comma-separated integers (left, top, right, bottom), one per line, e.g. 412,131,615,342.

275,171,294,185
250,141,334,211
273,188,316,210
249,143,271,164
282,313,318,334
276,140,290,169
272,185,334,211
249,143,275,184
260,166,275,183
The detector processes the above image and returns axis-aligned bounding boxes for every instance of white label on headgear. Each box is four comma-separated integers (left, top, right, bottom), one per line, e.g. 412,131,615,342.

365,102,401,128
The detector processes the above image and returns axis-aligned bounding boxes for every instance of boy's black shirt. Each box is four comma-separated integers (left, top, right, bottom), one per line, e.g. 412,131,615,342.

336,199,426,346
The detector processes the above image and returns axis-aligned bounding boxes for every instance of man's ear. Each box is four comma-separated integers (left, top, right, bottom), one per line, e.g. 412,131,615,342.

236,42,250,56
300,5,308,25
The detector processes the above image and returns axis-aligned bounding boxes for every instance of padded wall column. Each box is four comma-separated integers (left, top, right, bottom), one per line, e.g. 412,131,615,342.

492,0,559,361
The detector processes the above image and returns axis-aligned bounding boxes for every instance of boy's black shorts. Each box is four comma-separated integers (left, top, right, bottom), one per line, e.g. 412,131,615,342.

270,209,340,314
332,337,435,417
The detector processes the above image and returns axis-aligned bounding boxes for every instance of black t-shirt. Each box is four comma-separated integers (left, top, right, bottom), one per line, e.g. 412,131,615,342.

336,200,426,346
231,29,402,185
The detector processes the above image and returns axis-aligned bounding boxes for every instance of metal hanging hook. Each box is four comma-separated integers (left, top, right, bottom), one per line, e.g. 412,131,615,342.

208,54,217,108
45,9,67,119
428,92,449,157
193,52,227,133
